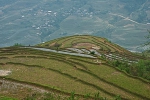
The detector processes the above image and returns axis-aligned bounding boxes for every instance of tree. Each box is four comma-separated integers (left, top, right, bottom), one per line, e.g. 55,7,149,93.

54,43,61,51
90,51,95,55
144,30,150,50
133,60,150,80
13,43,23,47
145,30,150,45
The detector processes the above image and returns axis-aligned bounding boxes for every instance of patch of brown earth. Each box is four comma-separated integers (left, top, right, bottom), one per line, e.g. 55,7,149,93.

73,43,100,50
111,72,121,75
49,42,56,47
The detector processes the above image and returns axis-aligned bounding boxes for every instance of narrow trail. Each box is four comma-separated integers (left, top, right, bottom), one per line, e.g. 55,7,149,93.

109,13,147,25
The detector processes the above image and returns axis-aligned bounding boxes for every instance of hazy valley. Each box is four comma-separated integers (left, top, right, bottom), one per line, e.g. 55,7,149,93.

0,0,150,51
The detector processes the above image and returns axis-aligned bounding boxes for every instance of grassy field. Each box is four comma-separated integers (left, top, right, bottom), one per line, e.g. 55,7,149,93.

0,36,150,100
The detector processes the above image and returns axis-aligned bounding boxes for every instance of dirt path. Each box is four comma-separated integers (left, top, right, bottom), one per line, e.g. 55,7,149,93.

0,78,48,93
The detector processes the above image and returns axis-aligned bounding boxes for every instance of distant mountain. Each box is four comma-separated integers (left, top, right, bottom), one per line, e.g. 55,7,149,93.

0,0,150,51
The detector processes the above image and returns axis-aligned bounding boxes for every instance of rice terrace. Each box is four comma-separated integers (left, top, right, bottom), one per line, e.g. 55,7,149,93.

0,35,150,100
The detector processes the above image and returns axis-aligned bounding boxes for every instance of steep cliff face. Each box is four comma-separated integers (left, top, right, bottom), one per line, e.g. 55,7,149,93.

0,0,149,51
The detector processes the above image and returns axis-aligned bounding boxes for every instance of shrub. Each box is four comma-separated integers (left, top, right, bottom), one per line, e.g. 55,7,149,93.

90,51,95,55
13,43,23,47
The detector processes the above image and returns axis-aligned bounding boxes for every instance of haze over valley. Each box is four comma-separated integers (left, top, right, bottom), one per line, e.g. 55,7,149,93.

0,0,150,51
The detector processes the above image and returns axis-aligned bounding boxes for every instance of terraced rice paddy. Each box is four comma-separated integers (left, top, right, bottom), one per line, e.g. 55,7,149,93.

38,35,145,63
0,35,150,100
38,35,125,53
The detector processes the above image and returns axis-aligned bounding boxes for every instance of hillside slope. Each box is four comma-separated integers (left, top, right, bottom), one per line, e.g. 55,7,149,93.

37,35,143,63
0,36,149,99
37,35,129,52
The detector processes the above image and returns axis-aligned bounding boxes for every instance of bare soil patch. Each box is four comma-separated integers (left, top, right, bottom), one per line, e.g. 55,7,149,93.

111,72,121,76
0,70,11,76
49,42,56,47
73,43,100,50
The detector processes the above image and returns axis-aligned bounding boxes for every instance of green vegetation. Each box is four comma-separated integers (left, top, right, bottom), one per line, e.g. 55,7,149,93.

145,30,150,47
133,60,150,80
108,59,150,81
0,96,17,100
13,43,23,47
90,51,95,55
